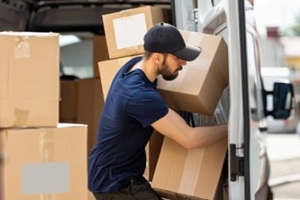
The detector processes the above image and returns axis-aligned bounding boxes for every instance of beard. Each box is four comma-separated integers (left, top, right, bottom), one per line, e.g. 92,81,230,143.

162,73,179,81
159,56,182,81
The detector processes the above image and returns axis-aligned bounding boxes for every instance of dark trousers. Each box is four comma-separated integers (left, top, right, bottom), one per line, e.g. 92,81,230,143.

93,177,162,200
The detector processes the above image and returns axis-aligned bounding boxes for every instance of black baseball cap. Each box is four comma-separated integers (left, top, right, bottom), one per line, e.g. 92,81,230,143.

143,22,201,61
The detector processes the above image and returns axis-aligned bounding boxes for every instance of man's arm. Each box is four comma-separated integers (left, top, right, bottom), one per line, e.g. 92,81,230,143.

151,108,227,149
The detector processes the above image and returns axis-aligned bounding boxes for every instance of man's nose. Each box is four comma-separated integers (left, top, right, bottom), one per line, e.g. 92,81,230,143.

180,60,187,66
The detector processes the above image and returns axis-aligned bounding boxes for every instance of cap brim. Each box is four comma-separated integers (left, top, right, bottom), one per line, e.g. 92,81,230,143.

172,44,201,61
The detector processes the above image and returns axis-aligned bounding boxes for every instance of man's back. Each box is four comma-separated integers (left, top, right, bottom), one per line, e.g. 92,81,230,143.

88,56,168,193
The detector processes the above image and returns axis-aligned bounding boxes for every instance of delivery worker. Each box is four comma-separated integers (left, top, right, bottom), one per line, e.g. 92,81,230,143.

88,22,228,200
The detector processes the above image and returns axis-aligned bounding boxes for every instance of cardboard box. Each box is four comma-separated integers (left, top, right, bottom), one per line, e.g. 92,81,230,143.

144,130,164,181
60,80,78,122
88,191,95,200
153,188,207,200
0,32,60,128
152,137,227,200
98,56,139,100
98,31,228,116
59,78,104,155
0,123,88,200
76,78,104,154
93,35,109,77
157,31,229,115
102,5,171,59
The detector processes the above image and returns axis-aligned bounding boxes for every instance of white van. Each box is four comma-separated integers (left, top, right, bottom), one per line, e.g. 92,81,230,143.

171,0,295,199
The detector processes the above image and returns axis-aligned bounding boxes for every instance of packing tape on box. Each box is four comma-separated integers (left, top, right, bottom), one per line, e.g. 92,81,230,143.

14,36,30,59
119,9,134,18
39,193,55,200
14,107,29,127
39,129,56,199
40,129,55,162
18,128,60,198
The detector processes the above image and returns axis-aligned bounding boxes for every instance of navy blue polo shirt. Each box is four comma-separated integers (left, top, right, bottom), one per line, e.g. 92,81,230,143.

88,56,168,193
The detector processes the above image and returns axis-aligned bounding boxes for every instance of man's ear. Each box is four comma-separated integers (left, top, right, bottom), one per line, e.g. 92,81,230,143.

152,53,164,65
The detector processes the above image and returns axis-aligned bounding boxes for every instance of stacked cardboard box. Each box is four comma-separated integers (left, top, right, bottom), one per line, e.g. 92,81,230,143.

59,29,110,157
152,137,227,200
93,35,109,78
157,30,229,116
59,78,104,155
0,32,59,128
98,56,136,100
97,5,229,200
0,32,88,200
58,12,111,200
103,5,172,59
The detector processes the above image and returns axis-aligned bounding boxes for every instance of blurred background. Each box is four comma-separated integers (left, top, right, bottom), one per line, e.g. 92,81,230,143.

253,1,300,199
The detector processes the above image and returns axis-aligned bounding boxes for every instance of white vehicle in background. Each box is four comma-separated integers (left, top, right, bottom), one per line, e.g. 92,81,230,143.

171,0,295,199
261,67,300,133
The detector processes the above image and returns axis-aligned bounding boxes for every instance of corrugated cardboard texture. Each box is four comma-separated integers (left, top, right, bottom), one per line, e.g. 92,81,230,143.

152,137,227,200
144,130,164,181
102,5,171,59
157,31,229,116
0,124,88,200
0,32,59,128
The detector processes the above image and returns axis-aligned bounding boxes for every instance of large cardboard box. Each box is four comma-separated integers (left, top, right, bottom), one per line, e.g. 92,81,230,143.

88,191,95,200
76,78,104,154
59,80,78,122
0,123,88,200
0,32,60,128
98,31,228,116
152,137,227,200
93,35,109,77
144,130,164,181
102,5,171,59
59,78,104,155
157,31,229,116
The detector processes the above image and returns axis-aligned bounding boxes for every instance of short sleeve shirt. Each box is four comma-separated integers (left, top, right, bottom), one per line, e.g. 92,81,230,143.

88,56,168,193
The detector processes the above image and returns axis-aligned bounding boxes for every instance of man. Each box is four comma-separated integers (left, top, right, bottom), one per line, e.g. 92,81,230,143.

88,22,228,200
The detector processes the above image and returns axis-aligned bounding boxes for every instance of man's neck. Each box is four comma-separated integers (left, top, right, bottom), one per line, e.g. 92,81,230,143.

131,59,158,82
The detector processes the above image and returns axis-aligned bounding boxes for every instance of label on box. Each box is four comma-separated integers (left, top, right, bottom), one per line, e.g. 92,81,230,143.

113,13,147,49
22,162,70,194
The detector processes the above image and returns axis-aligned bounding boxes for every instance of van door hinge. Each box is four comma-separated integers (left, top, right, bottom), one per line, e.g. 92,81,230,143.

188,8,198,23
230,144,244,181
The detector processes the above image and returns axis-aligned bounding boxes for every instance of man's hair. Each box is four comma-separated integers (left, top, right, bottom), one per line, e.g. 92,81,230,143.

143,50,153,60
143,51,168,61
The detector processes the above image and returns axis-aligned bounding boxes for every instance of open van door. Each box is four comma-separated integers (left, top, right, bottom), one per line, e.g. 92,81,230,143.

171,0,295,199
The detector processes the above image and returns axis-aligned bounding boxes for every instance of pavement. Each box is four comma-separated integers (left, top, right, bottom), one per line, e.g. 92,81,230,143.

266,133,300,199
